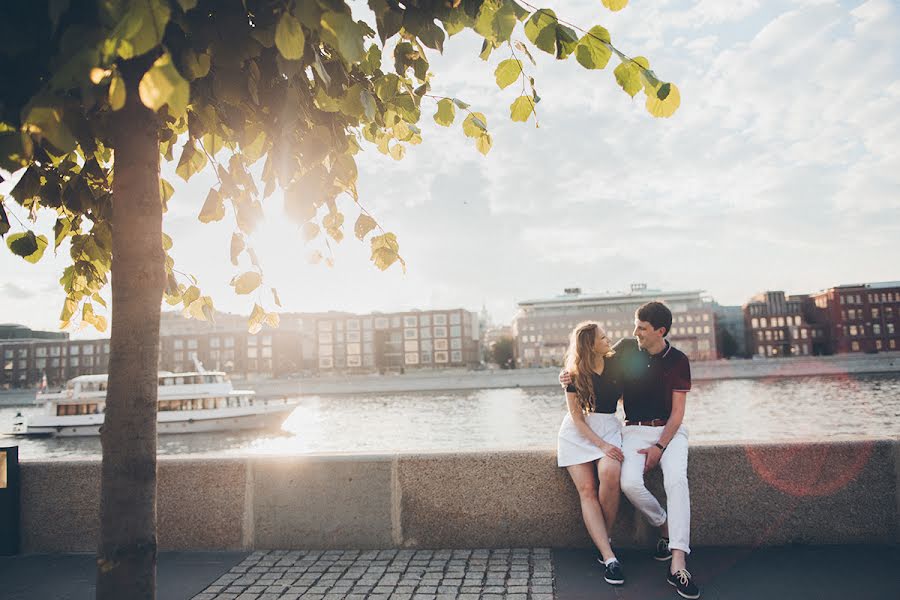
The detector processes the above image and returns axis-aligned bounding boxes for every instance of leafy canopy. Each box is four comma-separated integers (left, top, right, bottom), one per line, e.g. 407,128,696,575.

0,0,679,332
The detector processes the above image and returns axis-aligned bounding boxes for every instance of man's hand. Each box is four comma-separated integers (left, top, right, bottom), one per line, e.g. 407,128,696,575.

559,370,572,387
637,445,663,473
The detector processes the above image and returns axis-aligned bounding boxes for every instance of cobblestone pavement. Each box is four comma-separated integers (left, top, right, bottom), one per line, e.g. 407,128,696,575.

191,548,554,600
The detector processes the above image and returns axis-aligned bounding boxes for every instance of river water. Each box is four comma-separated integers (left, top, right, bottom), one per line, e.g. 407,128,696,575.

2,373,898,460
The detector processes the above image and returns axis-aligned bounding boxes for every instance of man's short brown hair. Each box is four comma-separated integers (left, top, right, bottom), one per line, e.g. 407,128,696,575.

636,301,673,337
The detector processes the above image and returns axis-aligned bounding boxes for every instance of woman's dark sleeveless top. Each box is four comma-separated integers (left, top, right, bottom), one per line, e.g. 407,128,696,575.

565,357,621,414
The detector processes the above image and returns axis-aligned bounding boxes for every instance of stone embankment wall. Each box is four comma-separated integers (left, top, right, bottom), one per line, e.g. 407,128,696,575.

19,439,899,552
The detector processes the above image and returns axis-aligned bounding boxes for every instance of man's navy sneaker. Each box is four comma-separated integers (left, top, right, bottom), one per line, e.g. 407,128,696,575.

653,537,672,561
667,568,700,599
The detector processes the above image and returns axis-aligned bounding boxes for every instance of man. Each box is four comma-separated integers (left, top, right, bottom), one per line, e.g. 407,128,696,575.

561,301,700,599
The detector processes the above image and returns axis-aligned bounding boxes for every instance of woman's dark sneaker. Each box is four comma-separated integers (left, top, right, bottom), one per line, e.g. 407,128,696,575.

653,537,672,561
667,568,700,599
603,559,625,585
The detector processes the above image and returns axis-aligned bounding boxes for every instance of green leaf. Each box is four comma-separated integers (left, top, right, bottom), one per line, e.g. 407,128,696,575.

275,12,305,60
24,106,77,154
108,0,171,59
53,217,72,248
575,26,612,70
0,129,33,172
230,232,244,265
181,49,211,80
434,98,456,127
139,52,189,117
555,24,578,59
233,271,262,295
463,112,488,138
389,143,405,160
60,296,77,322
602,0,629,12
474,0,517,44
159,178,174,209
182,285,201,308
248,303,266,334
108,73,126,110
510,96,535,122
370,232,403,271
452,98,470,110
0,204,9,236
442,8,473,36
494,59,523,89
475,133,492,155
198,188,224,223
176,140,208,181
7,231,47,263
614,57,648,98
524,9,558,55
354,214,377,240
320,11,365,64
646,82,680,118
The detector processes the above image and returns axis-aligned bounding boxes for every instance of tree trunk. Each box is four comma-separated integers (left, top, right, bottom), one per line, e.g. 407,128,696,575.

96,57,165,600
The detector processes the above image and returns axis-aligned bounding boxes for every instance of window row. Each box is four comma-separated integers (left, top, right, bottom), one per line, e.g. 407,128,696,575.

2,344,110,360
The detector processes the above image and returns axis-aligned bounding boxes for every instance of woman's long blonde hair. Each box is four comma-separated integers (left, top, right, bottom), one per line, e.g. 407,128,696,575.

563,321,614,413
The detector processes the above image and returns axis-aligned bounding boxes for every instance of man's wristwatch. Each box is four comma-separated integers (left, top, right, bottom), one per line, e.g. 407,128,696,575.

654,442,666,452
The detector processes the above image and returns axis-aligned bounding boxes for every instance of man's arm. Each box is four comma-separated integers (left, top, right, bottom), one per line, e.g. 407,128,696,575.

638,391,686,472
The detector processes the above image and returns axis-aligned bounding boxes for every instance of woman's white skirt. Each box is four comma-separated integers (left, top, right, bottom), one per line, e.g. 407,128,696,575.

557,412,623,467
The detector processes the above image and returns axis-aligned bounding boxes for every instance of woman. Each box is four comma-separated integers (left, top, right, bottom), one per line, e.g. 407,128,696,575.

557,321,625,585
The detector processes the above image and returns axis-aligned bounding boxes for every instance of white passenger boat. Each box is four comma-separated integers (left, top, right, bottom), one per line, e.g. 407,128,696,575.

10,371,299,437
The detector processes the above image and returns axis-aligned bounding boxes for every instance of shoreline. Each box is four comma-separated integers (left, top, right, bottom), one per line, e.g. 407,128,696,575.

2,352,898,405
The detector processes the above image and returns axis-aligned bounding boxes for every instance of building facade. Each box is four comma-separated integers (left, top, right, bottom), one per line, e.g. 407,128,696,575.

810,281,900,354
311,308,481,373
743,291,827,358
1,334,109,389
1,306,482,388
513,284,718,367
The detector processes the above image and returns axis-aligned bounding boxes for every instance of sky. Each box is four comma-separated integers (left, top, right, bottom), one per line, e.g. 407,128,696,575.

2,0,899,338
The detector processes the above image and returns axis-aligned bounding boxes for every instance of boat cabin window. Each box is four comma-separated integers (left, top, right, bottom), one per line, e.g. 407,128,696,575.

57,403,102,416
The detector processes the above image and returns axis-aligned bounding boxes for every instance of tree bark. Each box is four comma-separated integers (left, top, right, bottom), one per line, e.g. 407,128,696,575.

96,57,165,600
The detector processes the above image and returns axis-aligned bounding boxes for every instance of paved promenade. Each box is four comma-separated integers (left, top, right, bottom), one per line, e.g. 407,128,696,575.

1,545,898,600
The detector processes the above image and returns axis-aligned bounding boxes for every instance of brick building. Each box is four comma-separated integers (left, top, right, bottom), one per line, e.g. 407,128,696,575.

513,284,718,367
743,291,828,358
810,281,900,354
1,326,108,389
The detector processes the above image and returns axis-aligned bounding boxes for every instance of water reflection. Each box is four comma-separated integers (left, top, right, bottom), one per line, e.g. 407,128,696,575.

1,372,898,460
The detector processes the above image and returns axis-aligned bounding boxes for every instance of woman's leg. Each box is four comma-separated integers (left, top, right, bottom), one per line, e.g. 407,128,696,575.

567,462,616,561
596,457,622,532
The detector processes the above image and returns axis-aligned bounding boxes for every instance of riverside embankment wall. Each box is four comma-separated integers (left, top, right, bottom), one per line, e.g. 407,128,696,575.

19,439,899,553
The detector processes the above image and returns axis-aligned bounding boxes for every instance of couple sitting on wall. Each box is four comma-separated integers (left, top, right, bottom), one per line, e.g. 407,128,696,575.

557,301,700,599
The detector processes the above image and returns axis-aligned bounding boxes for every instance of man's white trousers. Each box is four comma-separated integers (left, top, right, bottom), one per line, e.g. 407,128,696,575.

620,425,691,554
